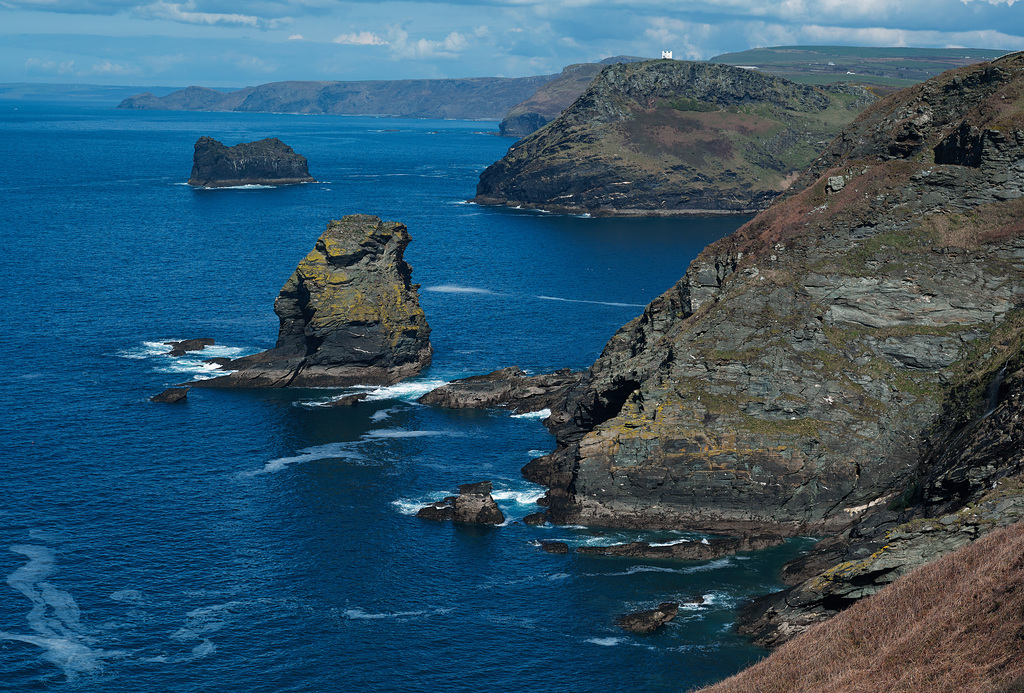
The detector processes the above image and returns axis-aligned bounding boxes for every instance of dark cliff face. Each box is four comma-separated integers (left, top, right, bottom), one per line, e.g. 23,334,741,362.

527,53,1024,545
475,60,874,215
187,136,316,187
195,215,432,388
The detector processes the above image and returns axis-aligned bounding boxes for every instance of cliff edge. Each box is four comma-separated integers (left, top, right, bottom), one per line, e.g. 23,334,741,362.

196,215,431,388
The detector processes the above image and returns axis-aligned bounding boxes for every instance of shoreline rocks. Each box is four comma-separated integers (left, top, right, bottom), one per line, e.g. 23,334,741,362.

151,387,190,403
194,215,431,388
615,602,679,634
578,535,786,561
166,338,214,357
187,136,315,188
418,367,580,414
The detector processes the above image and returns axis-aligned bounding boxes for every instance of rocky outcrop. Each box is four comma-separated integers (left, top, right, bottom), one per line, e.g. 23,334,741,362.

578,535,785,561
195,215,431,388
475,60,874,215
417,367,580,414
150,387,190,403
188,137,315,187
615,602,679,634
416,481,505,524
166,338,214,356
118,75,560,120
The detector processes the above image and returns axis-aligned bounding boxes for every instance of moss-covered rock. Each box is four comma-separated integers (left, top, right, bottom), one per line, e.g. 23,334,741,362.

197,215,431,388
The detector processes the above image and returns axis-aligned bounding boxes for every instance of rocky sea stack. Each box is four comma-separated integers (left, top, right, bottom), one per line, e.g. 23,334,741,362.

187,136,315,187
525,52,1024,644
475,59,874,216
196,214,431,388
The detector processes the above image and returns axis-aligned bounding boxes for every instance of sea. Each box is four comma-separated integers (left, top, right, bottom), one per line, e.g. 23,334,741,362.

0,101,814,692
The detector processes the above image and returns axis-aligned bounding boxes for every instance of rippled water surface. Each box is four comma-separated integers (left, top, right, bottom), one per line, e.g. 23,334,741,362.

0,102,810,691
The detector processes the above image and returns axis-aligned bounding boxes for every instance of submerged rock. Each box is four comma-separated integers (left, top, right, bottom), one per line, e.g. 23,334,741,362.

539,541,569,554
418,367,580,414
151,387,190,403
187,136,315,187
615,602,679,634
195,215,431,388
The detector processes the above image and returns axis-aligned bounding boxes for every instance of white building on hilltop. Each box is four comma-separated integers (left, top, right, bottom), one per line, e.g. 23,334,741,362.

662,50,673,59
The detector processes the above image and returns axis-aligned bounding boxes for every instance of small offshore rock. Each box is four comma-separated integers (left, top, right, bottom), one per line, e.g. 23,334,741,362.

151,387,190,403
330,393,369,407
615,602,679,634
523,512,547,526
540,541,569,554
416,499,455,521
453,481,505,524
188,136,315,187
166,338,214,357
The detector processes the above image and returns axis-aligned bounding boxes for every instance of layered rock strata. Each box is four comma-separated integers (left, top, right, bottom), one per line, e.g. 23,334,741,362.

417,367,580,414
196,215,431,388
527,54,1024,563
475,60,874,215
188,136,315,187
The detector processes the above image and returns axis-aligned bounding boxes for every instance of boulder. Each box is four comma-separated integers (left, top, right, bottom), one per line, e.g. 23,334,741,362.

329,393,369,407
151,387,190,403
539,541,569,554
615,602,679,634
194,215,431,388
187,136,315,187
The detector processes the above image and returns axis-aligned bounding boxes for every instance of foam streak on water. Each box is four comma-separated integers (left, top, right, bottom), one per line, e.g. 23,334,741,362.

1,545,121,680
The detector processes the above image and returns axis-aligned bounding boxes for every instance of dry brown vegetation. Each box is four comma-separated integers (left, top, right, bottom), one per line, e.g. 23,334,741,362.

697,520,1024,693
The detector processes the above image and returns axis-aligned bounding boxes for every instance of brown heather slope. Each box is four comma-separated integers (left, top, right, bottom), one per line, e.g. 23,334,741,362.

699,519,1024,693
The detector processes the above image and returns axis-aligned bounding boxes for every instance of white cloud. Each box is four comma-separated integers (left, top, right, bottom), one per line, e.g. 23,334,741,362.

133,1,288,29
24,58,76,74
288,34,305,40
385,27,474,58
334,30,387,45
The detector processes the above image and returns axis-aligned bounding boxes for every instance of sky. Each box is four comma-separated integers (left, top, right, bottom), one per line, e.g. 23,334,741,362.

1,0,1022,87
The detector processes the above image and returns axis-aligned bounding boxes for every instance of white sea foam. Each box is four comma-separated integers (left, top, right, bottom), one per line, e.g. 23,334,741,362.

363,429,449,439
586,637,625,647
511,408,551,420
370,407,398,422
205,184,276,190
681,558,734,574
490,488,545,506
648,539,690,547
423,284,496,295
357,378,449,402
547,573,570,581
536,295,646,308
1,545,123,679
343,607,427,620
247,442,365,476
527,449,549,457
109,589,144,604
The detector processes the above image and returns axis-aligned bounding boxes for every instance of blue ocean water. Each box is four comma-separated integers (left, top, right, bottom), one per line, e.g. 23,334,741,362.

0,102,810,691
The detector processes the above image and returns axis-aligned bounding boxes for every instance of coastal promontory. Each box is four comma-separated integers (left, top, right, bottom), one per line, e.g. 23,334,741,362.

195,214,431,388
524,52,1024,645
187,136,315,187
474,59,874,215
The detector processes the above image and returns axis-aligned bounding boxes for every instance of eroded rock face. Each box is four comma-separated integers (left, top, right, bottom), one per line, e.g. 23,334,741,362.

188,136,315,187
418,367,580,414
196,215,431,388
528,53,1024,539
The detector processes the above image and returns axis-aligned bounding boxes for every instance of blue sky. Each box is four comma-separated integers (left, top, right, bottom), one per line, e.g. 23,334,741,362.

1,0,1022,87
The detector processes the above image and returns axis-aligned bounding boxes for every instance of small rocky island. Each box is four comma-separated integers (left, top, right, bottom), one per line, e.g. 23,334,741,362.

187,136,316,187
195,214,431,388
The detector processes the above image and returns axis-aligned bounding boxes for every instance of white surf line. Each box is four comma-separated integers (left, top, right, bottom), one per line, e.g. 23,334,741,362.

535,295,646,308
